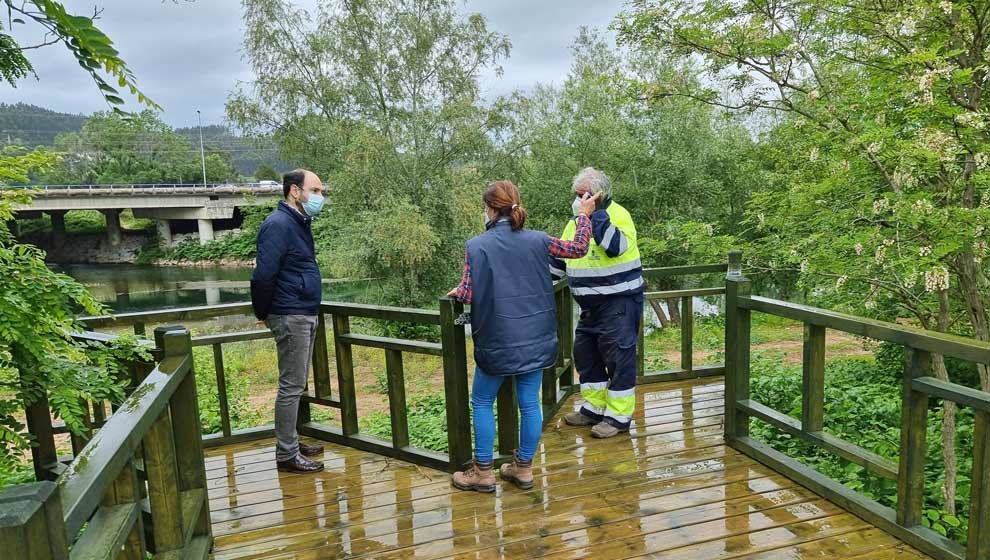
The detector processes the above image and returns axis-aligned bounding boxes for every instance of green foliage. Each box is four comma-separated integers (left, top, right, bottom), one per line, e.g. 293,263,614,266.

749,354,973,542
191,347,263,434
254,164,280,182
362,392,450,452
44,110,240,185
230,0,512,305
0,103,86,148
1,1,157,112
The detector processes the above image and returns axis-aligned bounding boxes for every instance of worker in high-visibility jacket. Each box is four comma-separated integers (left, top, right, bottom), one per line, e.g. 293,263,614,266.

551,167,644,438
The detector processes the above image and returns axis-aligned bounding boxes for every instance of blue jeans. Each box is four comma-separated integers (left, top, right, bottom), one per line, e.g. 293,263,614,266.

471,367,543,464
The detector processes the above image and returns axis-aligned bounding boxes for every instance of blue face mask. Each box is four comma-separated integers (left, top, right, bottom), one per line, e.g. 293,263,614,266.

302,193,325,217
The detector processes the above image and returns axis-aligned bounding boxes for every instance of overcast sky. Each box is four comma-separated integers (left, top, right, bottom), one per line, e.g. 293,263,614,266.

0,0,622,128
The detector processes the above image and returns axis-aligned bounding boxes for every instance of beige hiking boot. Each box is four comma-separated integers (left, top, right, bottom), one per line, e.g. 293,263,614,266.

563,411,598,426
591,421,628,439
499,450,534,490
451,460,496,493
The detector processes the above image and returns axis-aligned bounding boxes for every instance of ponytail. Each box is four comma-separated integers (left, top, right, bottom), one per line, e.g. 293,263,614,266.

509,203,527,231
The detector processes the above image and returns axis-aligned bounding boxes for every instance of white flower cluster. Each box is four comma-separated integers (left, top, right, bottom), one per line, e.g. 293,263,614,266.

836,275,848,289
975,240,988,265
867,141,883,155
873,198,890,214
920,129,959,163
976,225,985,236
919,246,933,257
957,112,987,130
940,0,953,14
704,223,714,236
892,168,917,189
913,199,935,214
925,267,950,292
904,272,918,289
875,246,887,264
854,243,865,256
808,147,819,162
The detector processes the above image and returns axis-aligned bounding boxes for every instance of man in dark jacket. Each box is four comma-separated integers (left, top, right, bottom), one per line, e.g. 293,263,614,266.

250,168,328,473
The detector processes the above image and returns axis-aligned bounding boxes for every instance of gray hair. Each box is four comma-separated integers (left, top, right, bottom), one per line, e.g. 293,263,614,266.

571,167,612,199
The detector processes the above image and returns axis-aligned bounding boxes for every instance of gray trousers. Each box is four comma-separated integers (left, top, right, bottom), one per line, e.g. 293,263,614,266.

268,314,318,461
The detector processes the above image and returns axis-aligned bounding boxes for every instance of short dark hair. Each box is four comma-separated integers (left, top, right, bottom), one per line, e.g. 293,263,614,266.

282,169,307,198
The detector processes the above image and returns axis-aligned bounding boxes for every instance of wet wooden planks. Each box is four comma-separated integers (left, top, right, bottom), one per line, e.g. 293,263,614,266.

205,378,931,560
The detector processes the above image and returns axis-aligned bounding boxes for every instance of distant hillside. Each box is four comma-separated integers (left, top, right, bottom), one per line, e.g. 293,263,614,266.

0,103,86,146
0,104,284,176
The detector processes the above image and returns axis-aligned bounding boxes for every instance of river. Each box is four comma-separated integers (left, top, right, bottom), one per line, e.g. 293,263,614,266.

56,264,379,315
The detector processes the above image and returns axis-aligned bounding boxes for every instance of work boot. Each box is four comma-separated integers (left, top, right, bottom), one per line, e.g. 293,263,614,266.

451,460,496,493
499,450,534,490
563,411,598,426
591,421,628,439
299,441,324,457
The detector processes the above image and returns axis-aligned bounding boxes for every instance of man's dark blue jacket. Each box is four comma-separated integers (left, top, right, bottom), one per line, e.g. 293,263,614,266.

250,201,322,320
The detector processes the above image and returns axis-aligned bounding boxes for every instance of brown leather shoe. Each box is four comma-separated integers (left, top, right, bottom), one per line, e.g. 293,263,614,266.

299,441,324,457
276,453,325,473
451,460,496,493
563,411,598,427
499,450,534,490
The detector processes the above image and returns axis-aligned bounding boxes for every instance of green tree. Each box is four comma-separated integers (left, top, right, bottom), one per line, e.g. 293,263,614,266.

0,149,132,480
0,1,157,112
254,163,280,182
229,0,513,304
513,29,760,269
44,110,239,184
618,0,990,517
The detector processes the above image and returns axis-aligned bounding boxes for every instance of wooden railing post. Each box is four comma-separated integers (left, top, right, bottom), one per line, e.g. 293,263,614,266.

384,349,410,450
100,460,146,559
802,324,826,433
681,296,694,374
560,285,575,388
331,313,359,436
897,347,930,527
312,311,333,401
159,328,213,546
23,389,60,481
969,410,990,560
440,297,471,471
724,250,751,443
0,482,69,559
211,343,232,438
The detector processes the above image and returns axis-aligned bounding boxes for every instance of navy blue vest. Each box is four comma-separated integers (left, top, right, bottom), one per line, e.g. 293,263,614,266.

466,220,559,376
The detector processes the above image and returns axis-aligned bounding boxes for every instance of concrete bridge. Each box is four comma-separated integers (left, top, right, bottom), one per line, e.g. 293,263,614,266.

5,182,283,247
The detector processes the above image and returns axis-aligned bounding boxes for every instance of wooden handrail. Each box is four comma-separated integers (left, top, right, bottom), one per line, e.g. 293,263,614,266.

725,251,990,560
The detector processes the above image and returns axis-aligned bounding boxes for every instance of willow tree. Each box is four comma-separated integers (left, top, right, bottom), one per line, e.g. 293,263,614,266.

228,0,514,304
618,0,990,517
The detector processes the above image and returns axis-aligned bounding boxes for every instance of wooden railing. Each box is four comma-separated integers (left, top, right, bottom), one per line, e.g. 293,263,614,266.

0,328,212,559
639,263,728,384
723,250,990,560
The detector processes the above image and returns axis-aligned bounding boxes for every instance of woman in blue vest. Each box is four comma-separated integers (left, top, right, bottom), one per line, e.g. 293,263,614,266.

448,180,598,492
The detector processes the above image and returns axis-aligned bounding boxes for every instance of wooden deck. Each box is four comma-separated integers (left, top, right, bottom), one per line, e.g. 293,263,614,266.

204,378,932,559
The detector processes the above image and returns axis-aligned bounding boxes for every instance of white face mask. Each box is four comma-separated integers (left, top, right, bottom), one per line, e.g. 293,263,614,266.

572,196,582,217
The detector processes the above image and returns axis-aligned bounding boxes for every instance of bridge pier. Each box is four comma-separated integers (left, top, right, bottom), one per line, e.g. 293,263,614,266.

49,211,66,251
102,209,122,246
156,219,173,248
197,219,214,245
